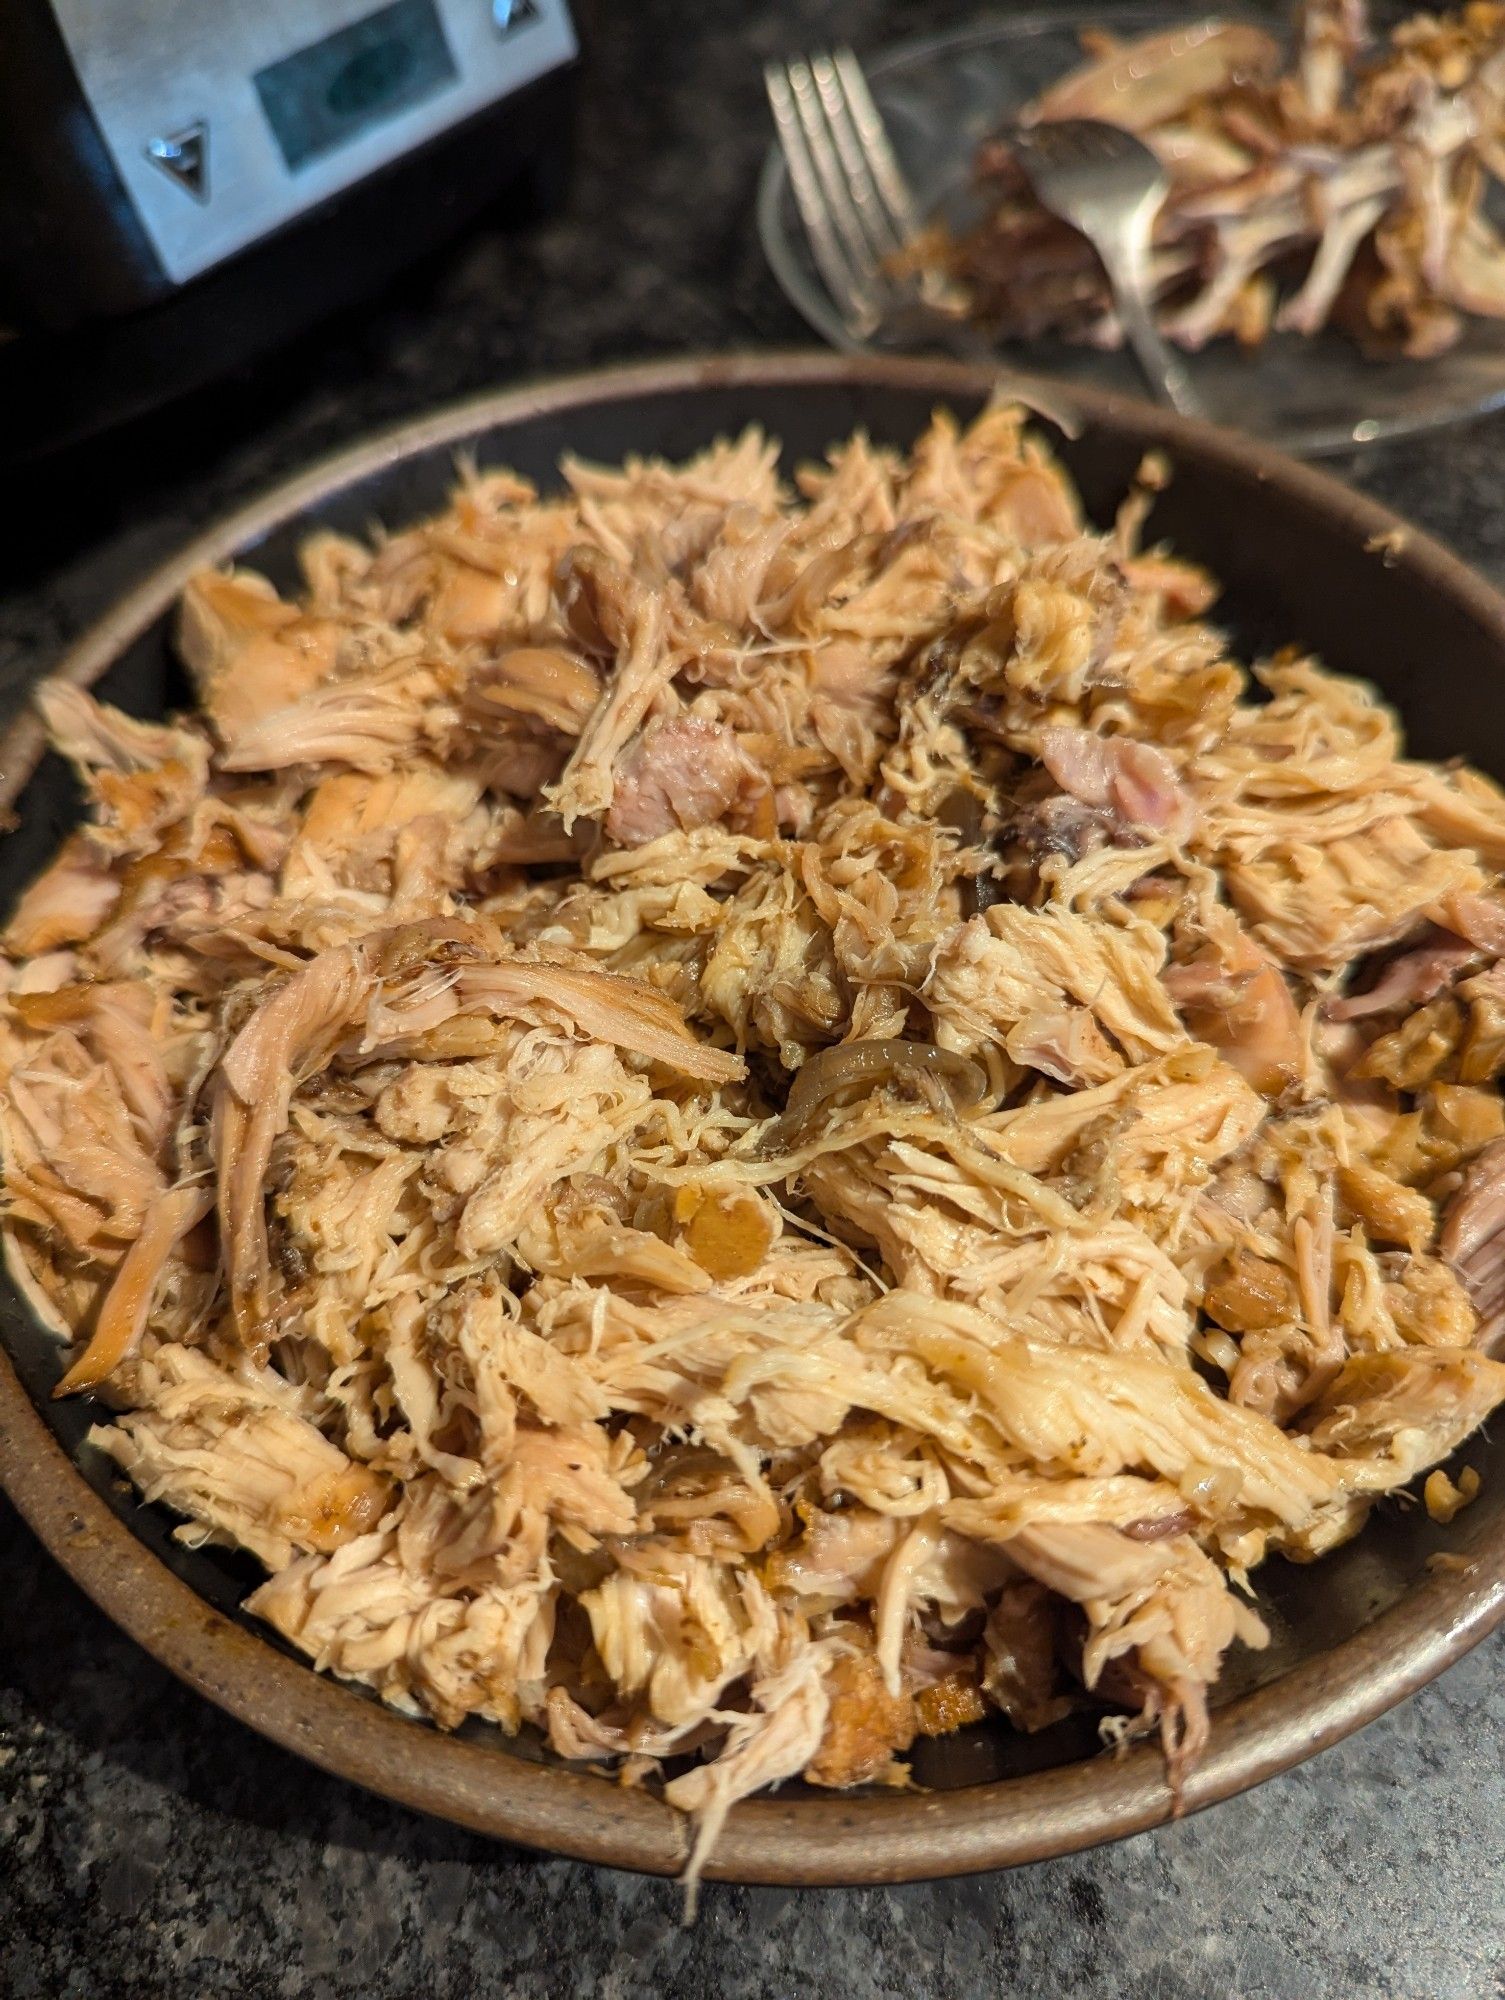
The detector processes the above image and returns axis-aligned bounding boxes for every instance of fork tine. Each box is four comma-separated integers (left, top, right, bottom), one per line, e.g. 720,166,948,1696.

809,53,908,264
783,57,885,317
831,49,924,246
764,61,874,336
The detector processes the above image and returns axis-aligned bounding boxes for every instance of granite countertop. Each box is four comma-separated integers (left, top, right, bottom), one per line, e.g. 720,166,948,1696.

3,2,1505,1993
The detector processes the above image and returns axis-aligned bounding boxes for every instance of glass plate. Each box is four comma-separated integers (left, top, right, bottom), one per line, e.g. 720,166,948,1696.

756,7,1505,455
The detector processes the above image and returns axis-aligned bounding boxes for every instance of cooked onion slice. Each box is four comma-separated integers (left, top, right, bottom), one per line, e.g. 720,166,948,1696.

782,1039,989,1132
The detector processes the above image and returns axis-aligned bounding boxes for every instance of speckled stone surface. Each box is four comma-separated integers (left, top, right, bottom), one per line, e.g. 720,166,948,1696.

3,3,1505,1994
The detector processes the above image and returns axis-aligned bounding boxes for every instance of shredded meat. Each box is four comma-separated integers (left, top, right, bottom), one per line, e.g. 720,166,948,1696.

1040,726,1197,843
913,0,1505,360
4,403,1504,1898
605,717,771,846
1442,1136,1505,1349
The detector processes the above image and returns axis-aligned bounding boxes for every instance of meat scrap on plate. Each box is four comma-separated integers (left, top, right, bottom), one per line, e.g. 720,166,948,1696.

909,0,1505,357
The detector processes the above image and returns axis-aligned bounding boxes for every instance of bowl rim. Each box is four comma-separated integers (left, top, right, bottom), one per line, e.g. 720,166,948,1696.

4,348,1505,1885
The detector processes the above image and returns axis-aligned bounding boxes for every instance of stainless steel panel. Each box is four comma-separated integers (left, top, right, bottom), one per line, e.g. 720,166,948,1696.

49,0,577,283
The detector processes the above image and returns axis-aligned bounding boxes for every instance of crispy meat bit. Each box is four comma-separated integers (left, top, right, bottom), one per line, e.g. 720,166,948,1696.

805,1648,917,1787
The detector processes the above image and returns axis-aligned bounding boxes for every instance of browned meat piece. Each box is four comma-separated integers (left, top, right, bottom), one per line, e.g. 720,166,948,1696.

804,1647,917,1786
1203,1248,1297,1334
1010,793,1125,863
981,1581,1071,1733
1383,1254,1478,1348
54,1184,212,1395
913,1671,990,1735
1302,1348,1505,1457
214,942,373,1346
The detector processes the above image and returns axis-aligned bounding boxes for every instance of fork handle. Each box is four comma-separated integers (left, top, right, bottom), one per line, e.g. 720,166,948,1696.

1097,236,1206,423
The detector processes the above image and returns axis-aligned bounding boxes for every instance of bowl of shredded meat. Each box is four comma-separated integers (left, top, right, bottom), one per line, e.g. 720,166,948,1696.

3,352,1505,1893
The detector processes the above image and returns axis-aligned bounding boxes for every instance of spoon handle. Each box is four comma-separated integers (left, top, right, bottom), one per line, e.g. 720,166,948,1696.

1097,218,1207,421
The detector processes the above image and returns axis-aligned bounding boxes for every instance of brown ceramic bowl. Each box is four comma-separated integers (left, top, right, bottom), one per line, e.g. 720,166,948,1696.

3,353,1504,1885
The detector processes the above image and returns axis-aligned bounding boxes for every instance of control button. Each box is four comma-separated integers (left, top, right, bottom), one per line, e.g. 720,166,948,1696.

144,124,209,201
492,0,538,32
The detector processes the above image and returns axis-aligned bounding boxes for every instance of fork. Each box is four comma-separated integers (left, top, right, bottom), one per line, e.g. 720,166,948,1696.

763,49,984,356
765,50,1206,416
1009,118,1205,419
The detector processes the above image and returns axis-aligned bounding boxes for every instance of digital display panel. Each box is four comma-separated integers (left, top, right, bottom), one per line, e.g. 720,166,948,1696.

255,0,459,172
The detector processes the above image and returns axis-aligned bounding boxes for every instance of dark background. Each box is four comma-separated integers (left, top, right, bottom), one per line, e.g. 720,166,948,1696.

3,2,1505,1994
